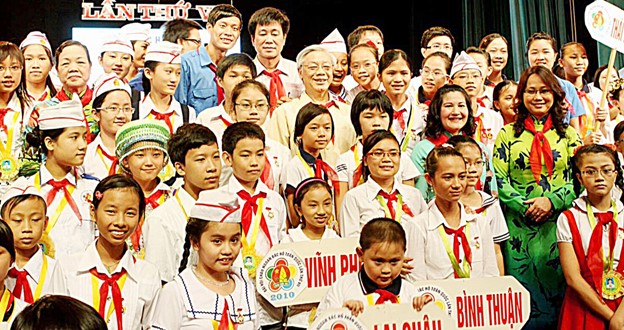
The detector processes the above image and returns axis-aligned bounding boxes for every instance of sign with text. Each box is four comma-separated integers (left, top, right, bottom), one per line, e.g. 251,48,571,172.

82,0,216,22
585,0,624,53
256,237,360,308
312,303,456,330
413,276,530,329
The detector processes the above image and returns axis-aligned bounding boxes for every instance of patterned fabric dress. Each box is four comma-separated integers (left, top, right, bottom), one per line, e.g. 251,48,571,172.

493,117,581,329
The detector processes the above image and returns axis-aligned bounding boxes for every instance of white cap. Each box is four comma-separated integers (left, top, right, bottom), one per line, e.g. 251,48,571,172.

101,34,134,56
120,23,151,42
450,51,481,78
19,31,52,52
93,73,132,99
38,97,85,130
1,184,45,212
190,190,241,223
145,41,183,64
320,28,347,54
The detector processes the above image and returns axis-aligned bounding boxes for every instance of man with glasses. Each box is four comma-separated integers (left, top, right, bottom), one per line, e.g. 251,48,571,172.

408,26,455,100
163,19,203,54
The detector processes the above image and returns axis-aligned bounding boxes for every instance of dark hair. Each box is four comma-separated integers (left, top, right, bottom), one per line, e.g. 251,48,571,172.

420,26,455,49
466,46,491,67
447,135,492,193
347,25,384,50
92,89,131,111
167,123,218,165
348,43,378,66
422,51,452,74
614,120,624,143
92,174,146,219
446,134,481,153
362,130,399,180
142,60,160,95
492,80,518,104
21,43,58,97
1,195,46,221
11,295,107,330
55,40,92,69
513,66,568,138
222,122,265,155
179,218,242,273
0,42,30,112
162,18,202,43
425,145,466,177
350,90,393,136
526,32,557,55
293,178,333,226
594,65,620,93
0,220,15,263
479,33,509,50
207,4,242,26
379,49,413,75
572,144,624,205
216,53,256,79
359,217,406,251
424,85,475,138
231,79,270,113
560,42,587,59
294,103,334,145
248,7,290,37
25,126,66,157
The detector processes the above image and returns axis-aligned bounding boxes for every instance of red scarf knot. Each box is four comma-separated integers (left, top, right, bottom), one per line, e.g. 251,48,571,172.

90,268,126,330
237,190,273,247
8,268,33,303
262,69,286,114
524,115,554,183
374,289,399,304
442,225,472,278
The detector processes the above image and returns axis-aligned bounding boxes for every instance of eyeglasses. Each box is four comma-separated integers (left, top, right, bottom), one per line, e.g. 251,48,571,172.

425,44,452,52
0,65,21,73
454,72,482,81
420,68,446,79
581,168,617,178
351,62,376,71
235,103,269,112
97,106,135,114
367,150,400,159
524,88,553,97
302,63,332,73
183,38,201,46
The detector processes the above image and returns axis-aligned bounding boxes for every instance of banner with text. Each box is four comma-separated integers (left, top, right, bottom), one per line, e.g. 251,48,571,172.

82,0,215,22
585,0,624,52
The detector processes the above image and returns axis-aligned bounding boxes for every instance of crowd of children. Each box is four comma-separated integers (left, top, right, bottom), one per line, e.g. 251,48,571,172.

2,3,624,330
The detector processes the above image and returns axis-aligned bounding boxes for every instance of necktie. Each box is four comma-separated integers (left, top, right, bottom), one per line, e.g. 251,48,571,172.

46,179,82,221
524,115,554,182
8,268,33,303
393,109,407,132
377,190,398,220
90,268,126,330
208,63,224,104
374,289,399,304
442,225,472,278
262,70,286,113
237,190,272,247
150,110,174,134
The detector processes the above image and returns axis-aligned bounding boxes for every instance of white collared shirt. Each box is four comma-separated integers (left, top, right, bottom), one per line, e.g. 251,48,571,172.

6,248,57,302
406,200,499,281
11,166,98,258
345,84,386,104
389,97,426,154
473,105,504,154
82,135,117,180
339,178,427,238
49,242,161,330
282,226,340,243
144,187,195,282
254,57,304,100
151,267,257,330
557,197,624,267
0,296,27,329
267,92,356,165
138,93,196,134
336,141,419,189
195,103,232,144
473,191,509,243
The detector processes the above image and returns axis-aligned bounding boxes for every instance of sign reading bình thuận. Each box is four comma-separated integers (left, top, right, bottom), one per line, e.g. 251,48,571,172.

82,0,215,22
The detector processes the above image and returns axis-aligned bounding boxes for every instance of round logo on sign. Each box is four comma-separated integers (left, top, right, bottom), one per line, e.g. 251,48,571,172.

415,284,453,316
256,249,306,307
309,311,366,330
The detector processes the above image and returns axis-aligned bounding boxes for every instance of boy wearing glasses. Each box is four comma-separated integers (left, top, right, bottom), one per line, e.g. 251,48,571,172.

83,73,134,179
163,18,203,54
450,51,503,153
249,7,304,113
408,26,455,99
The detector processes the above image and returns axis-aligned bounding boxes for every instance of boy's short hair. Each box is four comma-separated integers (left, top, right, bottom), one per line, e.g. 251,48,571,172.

347,25,384,50
420,26,455,49
162,19,202,44
360,218,406,251
207,4,242,27
247,7,290,36
466,46,491,66
615,121,624,144
222,122,265,155
350,90,393,136
167,123,218,165
216,53,257,79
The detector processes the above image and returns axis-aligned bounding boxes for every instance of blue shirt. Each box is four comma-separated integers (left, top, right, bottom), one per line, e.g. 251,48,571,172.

128,69,144,92
556,76,586,123
174,47,218,114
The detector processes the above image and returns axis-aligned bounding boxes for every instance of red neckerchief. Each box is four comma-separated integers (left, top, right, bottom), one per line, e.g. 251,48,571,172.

90,268,127,330
237,190,273,247
314,158,340,196
426,131,454,147
218,299,237,330
208,63,224,104
374,289,399,304
378,190,398,219
442,225,472,278
393,108,407,132
55,87,93,107
8,268,33,303
260,156,274,190
262,69,286,114
150,110,174,134
524,115,554,182
97,145,119,176
0,108,11,133
589,211,618,297
46,178,82,222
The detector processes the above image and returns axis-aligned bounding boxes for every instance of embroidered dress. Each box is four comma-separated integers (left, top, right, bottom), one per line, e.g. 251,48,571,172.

493,118,581,328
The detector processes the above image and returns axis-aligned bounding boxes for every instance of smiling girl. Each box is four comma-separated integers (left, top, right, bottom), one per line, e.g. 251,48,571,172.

19,32,57,104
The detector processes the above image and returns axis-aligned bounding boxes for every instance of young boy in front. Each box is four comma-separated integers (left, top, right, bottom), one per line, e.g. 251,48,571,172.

219,122,287,328
317,218,429,316
143,123,222,282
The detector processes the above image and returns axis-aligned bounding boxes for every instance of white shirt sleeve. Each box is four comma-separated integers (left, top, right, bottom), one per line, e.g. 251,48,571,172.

47,259,69,295
557,211,574,243
400,153,420,181
408,218,427,281
336,153,350,183
150,281,185,330
316,279,348,318
339,191,361,238
144,213,179,282
488,201,510,243
141,272,162,329
478,218,500,277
